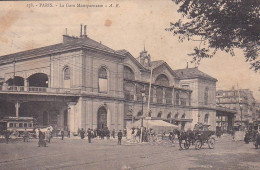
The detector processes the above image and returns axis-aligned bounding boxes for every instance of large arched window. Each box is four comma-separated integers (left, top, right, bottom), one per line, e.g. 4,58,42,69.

63,67,70,88
137,111,143,118
123,66,135,80
98,67,108,93
204,87,209,105
204,114,209,124
155,74,169,86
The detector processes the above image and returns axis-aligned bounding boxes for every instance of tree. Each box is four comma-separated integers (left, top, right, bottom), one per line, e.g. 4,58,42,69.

167,0,259,71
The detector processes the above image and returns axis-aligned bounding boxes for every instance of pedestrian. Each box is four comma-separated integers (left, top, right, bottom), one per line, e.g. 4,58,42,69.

23,128,29,142
107,129,110,140
61,129,64,140
38,129,46,147
5,130,9,144
118,130,123,145
46,128,51,143
87,128,92,143
112,129,115,138
68,130,70,138
80,128,85,139
136,128,141,143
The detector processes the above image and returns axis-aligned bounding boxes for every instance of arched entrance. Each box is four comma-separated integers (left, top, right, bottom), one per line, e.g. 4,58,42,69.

97,107,107,130
28,73,48,87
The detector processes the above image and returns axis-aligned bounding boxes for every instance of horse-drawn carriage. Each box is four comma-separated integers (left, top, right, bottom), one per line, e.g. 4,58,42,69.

178,123,216,150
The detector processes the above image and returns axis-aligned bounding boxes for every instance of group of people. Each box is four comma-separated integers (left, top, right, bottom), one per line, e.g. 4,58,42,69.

77,128,123,144
131,127,155,143
2,127,124,146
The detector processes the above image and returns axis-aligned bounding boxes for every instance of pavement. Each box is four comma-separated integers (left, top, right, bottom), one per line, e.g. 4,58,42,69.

0,134,260,170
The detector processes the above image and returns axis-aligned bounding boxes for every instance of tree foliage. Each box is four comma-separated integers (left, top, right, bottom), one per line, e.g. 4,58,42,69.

167,0,260,71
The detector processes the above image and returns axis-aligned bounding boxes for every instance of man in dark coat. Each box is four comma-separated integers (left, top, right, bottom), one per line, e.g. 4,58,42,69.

5,130,9,144
61,130,64,140
80,128,85,139
87,128,92,143
23,128,29,142
118,130,123,145
38,129,46,147
112,129,115,138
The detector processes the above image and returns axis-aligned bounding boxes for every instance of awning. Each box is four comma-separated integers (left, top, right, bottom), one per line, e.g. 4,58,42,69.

132,119,179,129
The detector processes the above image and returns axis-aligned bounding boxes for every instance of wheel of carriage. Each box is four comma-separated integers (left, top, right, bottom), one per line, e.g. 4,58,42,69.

184,140,190,149
179,140,190,150
208,137,215,149
195,140,202,150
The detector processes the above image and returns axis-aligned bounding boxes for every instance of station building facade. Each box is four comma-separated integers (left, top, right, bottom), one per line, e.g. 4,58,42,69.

0,31,217,133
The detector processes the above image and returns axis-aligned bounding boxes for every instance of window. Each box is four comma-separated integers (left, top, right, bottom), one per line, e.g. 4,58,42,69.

137,111,143,118
157,112,162,118
63,67,71,88
180,92,187,106
165,89,172,104
9,123,13,127
204,87,209,105
204,114,209,124
167,113,171,122
174,113,179,120
24,123,27,128
156,87,163,103
124,82,135,100
98,67,108,93
28,123,32,127
64,67,70,80
175,91,180,105
19,123,23,128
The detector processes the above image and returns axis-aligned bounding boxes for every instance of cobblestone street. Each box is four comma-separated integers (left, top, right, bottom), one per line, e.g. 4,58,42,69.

0,135,260,170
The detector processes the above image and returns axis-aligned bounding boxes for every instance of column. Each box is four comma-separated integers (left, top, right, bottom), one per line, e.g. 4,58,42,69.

48,76,51,88
163,88,166,104
134,83,137,101
15,100,20,118
24,79,28,91
67,102,77,133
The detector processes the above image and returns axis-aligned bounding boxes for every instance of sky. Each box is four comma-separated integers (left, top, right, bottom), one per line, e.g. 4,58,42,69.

0,0,259,100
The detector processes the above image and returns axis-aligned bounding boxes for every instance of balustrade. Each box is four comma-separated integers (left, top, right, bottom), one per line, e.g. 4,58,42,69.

0,85,81,94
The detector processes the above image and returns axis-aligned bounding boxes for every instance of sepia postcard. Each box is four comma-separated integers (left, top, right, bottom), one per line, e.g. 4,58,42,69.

0,0,259,170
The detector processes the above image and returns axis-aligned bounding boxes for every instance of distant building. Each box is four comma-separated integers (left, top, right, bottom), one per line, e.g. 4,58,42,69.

0,27,217,133
216,88,257,128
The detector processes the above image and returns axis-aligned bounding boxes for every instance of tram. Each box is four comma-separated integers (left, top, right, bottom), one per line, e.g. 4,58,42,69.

0,116,34,137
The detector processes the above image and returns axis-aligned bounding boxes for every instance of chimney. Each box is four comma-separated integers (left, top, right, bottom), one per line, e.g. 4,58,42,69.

80,24,83,37
83,25,87,38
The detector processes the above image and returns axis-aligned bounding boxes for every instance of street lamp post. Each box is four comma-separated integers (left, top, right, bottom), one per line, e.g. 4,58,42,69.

140,88,146,142
239,104,243,130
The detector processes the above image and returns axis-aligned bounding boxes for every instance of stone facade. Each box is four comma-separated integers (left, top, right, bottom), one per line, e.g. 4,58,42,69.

0,33,217,133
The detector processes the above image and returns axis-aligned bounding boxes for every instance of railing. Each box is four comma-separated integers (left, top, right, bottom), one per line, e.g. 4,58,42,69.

0,85,81,95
